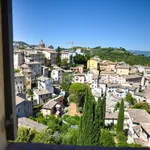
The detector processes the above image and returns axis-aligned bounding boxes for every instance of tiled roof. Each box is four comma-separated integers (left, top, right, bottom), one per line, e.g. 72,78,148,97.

105,112,128,119
23,68,32,73
18,117,48,132
128,86,136,91
15,72,24,77
134,92,144,97
116,65,129,69
63,70,73,73
34,89,50,95
128,109,150,124
124,74,142,80
101,71,115,75
42,99,57,110
14,50,24,53
37,76,50,82
42,96,63,109
134,138,149,147
16,96,25,105
133,125,141,137
74,73,85,76
140,123,150,136
26,61,41,65
116,88,124,93
107,84,119,88
90,57,102,62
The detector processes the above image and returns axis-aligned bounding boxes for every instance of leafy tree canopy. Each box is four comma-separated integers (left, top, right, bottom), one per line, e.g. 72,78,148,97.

114,101,120,112
69,83,87,107
14,68,20,73
15,127,37,143
74,54,87,65
132,102,150,114
125,93,137,105
101,129,115,147
61,73,73,92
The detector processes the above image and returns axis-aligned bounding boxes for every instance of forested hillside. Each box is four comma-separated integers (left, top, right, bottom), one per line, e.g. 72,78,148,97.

90,47,150,66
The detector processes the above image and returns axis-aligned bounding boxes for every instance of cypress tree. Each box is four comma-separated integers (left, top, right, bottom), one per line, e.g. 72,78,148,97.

101,96,106,127
92,97,102,145
78,87,95,146
56,47,61,66
116,99,124,133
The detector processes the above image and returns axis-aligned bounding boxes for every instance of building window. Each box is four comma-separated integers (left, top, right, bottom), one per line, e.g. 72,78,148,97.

20,81,22,84
18,108,20,112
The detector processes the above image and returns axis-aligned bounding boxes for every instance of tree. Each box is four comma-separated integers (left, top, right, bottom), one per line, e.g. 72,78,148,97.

45,115,62,132
61,73,72,92
70,55,74,66
32,129,61,144
14,68,20,73
114,101,120,112
61,59,69,68
101,129,115,147
90,46,150,67
102,96,106,125
117,132,128,147
117,132,142,147
78,87,95,146
69,83,87,107
48,45,54,49
62,128,78,145
56,47,61,66
116,99,124,133
92,97,102,145
15,127,37,142
125,93,137,105
132,102,150,114
78,92,108,146
74,54,86,65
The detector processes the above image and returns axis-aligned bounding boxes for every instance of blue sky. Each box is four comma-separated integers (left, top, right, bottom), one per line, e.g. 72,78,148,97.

13,0,150,50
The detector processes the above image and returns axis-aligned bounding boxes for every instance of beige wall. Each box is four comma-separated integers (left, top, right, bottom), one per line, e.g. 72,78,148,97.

116,68,129,75
41,109,52,117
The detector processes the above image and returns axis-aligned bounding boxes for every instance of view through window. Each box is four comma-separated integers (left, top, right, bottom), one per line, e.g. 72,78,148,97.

12,0,150,148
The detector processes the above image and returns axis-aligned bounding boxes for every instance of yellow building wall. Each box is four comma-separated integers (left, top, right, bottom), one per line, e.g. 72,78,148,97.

24,79,31,90
87,59,98,70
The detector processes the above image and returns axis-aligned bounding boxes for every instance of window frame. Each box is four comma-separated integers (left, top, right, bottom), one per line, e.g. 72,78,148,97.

1,0,17,141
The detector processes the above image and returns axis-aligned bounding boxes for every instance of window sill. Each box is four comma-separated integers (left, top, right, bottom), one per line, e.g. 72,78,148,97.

6,143,146,150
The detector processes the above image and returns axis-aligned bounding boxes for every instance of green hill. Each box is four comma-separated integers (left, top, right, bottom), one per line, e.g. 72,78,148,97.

14,41,29,46
90,47,150,66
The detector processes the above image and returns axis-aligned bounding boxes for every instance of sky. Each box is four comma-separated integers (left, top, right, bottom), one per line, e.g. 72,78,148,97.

13,0,150,50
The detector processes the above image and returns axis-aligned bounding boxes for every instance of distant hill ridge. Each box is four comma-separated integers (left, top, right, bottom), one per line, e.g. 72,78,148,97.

14,41,29,46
